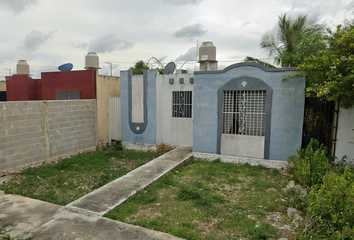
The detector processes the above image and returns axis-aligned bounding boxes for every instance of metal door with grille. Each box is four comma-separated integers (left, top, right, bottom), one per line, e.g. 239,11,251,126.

221,90,266,158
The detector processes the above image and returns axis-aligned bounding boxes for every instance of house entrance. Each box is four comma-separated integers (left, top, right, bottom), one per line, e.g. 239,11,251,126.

217,76,272,159
221,90,266,158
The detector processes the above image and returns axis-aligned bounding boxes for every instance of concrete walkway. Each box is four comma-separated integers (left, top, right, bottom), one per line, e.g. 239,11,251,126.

0,147,192,240
67,147,192,216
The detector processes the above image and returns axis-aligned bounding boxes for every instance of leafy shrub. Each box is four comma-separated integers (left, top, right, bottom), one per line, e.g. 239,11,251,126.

288,138,330,188
305,167,354,239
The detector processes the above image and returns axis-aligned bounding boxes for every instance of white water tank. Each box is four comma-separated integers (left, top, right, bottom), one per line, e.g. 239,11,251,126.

199,42,216,61
17,60,29,75
85,52,99,69
198,42,217,71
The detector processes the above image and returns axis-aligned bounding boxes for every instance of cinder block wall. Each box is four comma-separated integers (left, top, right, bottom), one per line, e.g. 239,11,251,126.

0,100,97,171
46,101,96,157
0,101,47,170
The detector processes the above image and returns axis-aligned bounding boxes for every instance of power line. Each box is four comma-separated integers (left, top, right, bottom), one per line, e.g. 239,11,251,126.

105,62,113,76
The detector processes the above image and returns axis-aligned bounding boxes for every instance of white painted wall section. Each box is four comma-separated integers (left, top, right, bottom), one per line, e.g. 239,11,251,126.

156,73,194,147
131,75,144,123
336,106,354,163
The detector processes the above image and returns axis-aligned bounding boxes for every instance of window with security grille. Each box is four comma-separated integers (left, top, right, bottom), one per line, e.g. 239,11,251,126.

56,91,80,100
222,90,266,136
172,91,192,118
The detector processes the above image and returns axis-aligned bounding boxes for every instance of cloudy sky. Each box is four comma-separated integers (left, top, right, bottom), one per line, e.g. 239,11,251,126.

0,0,353,79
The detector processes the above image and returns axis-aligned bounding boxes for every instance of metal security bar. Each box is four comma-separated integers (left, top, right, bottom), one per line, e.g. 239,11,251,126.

172,91,192,118
222,90,266,136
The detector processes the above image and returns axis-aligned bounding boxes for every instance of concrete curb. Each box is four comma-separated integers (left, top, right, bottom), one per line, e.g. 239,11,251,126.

193,152,288,169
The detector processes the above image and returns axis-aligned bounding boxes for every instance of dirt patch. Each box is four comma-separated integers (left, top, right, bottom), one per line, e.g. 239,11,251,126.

265,212,287,228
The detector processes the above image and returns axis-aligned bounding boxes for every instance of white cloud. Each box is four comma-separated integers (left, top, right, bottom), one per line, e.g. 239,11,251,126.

0,0,352,80
174,24,208,40
164,0,203,6
74,34,134,54
0,0,38,14
17,30,55,52
158,56,168,63
175,46,197,62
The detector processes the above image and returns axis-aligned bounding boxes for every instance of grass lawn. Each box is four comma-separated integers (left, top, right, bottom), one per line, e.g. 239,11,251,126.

105,158,292,240
1,150,293,239
0,149,166,205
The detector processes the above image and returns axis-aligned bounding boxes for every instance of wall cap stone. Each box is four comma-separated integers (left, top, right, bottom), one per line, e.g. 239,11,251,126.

195,62,297,75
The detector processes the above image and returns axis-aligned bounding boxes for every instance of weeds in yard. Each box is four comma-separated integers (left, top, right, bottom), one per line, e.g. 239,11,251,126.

0,149,166,205
105,158,290,240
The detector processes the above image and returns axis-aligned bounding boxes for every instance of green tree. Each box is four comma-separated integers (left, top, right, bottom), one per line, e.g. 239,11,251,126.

260,13,324,67
129,60,149,74
293,24,354,108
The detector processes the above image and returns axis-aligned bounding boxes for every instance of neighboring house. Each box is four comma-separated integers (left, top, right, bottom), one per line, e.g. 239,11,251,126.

6,69,97,101
120,62,306,161
5,53,120,145
335,104,354,162
0,81,6,101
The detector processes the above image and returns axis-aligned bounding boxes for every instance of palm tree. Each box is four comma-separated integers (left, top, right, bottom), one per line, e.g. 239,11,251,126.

260,13,324,67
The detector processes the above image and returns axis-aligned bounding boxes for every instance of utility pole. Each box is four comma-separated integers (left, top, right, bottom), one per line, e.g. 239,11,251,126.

5,68,11,76
105,62,113,76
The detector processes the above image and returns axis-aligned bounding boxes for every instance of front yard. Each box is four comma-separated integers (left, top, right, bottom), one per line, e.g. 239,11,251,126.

0,148,166,205
0,149,293,239
105,158,291,240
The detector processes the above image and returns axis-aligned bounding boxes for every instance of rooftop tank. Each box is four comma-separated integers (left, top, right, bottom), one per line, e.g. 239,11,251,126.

17,60,29,75
85,52,99,69
198,41,218,71
199,42,216,62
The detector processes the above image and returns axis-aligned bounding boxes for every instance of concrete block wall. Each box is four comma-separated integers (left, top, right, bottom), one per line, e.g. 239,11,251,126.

0,100,97,171
0,101,47,171
46,100,96,158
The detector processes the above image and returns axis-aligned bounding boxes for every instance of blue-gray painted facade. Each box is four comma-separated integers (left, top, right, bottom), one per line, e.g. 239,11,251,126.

121,69,157,144
120,63,305,161
193,63,305,160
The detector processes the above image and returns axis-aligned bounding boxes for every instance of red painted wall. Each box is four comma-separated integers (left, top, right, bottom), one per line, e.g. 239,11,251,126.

35,80,42,100
5,75,41,101
41,70,96,100
27,78,40,100
5,70,96,101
